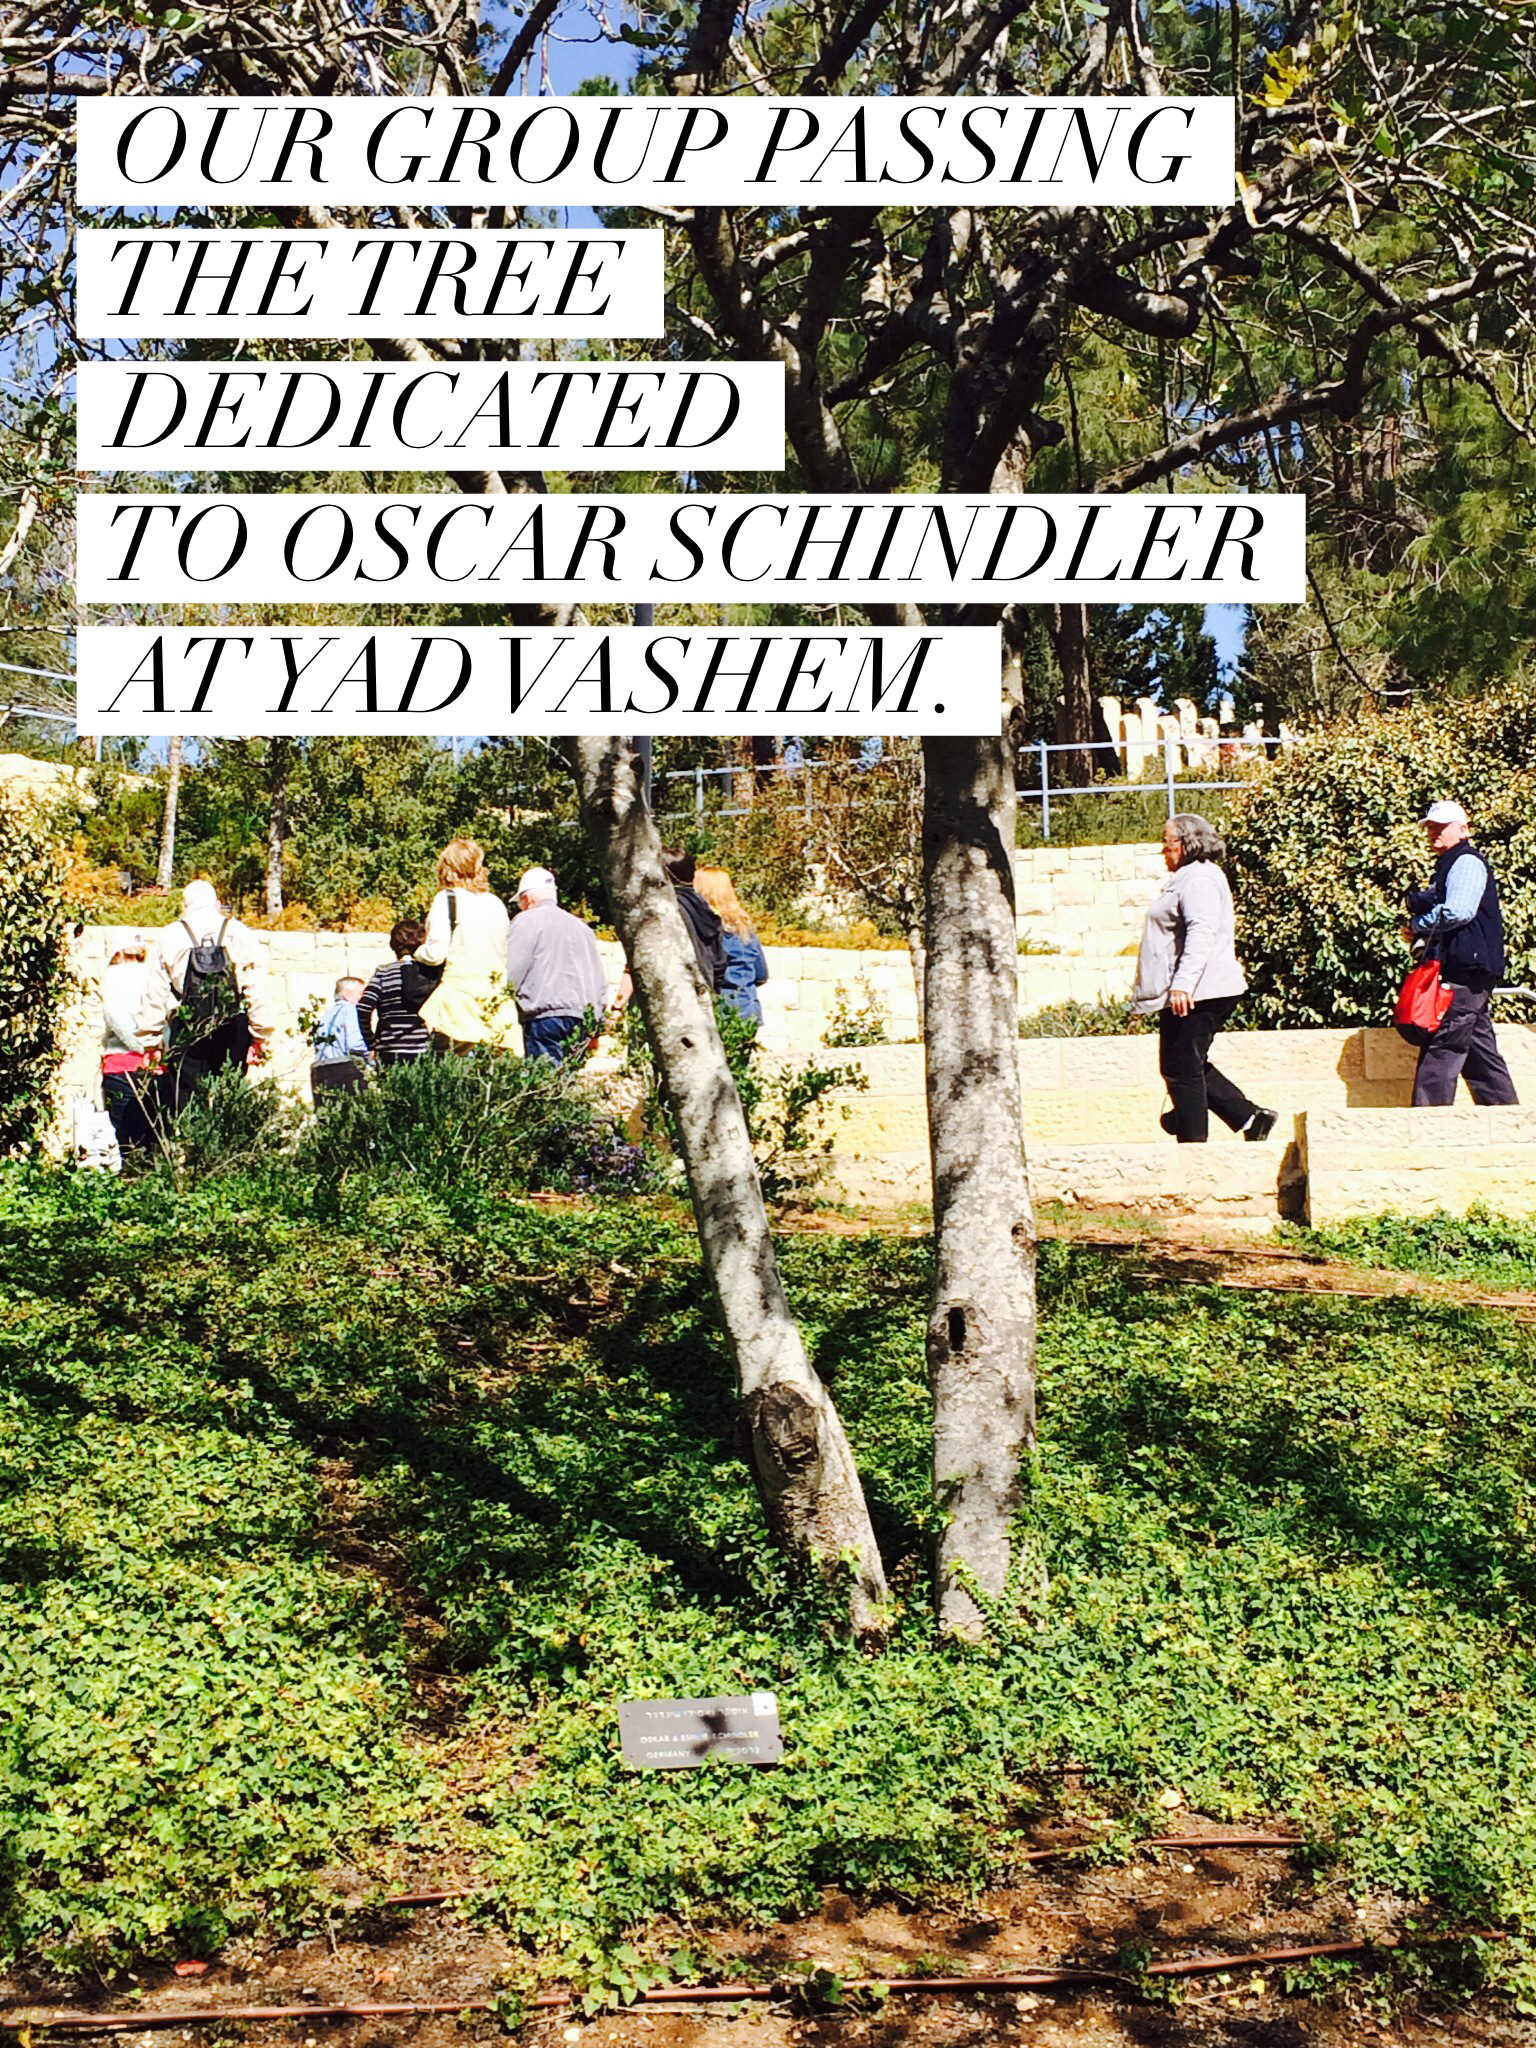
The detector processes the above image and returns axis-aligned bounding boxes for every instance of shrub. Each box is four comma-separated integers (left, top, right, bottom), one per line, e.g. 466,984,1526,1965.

1015,772,1242,849
1225,680,1536,1027
293,1048,657,1204
134,1064,302,1186
0,797,74,1152
1018,995,1151,1037
823,974,891,1047
622,1000,867,1203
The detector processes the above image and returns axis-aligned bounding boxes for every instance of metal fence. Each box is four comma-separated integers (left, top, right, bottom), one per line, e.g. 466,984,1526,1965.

650,733,1287,840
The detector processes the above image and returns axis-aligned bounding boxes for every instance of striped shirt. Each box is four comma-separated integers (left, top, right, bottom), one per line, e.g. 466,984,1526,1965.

356,959,432,1063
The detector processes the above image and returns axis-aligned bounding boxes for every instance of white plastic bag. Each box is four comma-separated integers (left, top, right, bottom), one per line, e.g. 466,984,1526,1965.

70,1094,123,1174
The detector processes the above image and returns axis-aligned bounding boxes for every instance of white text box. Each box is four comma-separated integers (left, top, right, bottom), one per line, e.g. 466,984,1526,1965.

77,228,663,339
78,96,1235,208
79,493,1306,604
77,626,1001,737
76,361,785,474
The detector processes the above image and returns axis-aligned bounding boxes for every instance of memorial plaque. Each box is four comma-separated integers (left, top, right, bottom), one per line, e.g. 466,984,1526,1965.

618,1692,782,1769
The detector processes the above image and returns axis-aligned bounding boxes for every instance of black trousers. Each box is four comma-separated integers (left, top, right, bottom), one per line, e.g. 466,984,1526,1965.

1412,984,1519,1106
164,1014,251,1115
102,1070,156,1151
1159,997,1259,1143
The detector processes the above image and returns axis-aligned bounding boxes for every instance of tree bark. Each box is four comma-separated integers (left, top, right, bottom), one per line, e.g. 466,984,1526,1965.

156,734,182,892
565,735,888,1637
1048,601,1096,787
265,738,290,919
921,735,1038,1640
905,922,927,1037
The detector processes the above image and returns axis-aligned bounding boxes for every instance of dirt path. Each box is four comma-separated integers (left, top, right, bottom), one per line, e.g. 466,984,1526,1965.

1047,1223,1536,1319
786,1205,1536,1319
7,1830,1530,2046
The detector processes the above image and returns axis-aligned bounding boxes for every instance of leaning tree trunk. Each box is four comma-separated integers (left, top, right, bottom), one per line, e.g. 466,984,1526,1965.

264,737,290,918
922,734,1038,1639
156,734,182,891
565,735,889,1637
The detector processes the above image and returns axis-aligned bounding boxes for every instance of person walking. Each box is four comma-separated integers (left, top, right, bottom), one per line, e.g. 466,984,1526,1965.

100,933,156,1150
694,865,769,1028
310,975,371,1096
662,850,729,992
356,918,433,1067
1404,799,1519,1106
1133,813,1277,1145
504,867,608,1065
414,838,519,1055
136,879,277,1111
610,850,729,1025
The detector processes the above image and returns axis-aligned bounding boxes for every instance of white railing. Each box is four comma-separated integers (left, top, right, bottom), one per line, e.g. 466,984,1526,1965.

649,732,1288,840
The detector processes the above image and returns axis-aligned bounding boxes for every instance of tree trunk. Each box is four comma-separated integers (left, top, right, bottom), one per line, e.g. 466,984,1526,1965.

265,737,290,918
921,735,1038,1640
156,734,182,892
1048,601,1096,787
906,922,927,1037
565,734,889,1637
729,736,758,810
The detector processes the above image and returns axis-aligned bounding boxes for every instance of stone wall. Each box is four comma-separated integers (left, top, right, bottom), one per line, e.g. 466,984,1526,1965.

55,922,1536,1223
822,1027,1536,1218
60,842,1166,1097
1012,843,1165,1011
56,922,933,1109
1303,1106,1536,1225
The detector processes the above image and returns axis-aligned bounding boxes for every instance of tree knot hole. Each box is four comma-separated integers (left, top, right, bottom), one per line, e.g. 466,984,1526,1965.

947,1306,967,1354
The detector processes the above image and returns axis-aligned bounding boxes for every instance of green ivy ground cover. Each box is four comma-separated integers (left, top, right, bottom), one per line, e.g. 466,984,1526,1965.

1288,1208,1536,1293
4,1167,1536,1997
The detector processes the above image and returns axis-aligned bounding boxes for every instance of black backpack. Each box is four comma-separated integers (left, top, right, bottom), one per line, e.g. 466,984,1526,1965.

177,916,234,1020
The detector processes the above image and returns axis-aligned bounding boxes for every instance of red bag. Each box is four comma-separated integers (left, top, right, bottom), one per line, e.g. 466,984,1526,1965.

1394,959,1454,1045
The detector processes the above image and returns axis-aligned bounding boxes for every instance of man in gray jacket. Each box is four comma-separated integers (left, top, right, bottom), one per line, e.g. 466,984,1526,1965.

1132,814,1277,1144
505,867,608,1065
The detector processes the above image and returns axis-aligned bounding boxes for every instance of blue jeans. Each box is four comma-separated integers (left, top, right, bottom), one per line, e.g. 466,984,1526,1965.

524,1014,586,1065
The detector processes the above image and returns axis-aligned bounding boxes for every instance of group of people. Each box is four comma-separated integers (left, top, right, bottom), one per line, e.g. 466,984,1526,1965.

1133,798,1518,1142
99,804,1518,1158
98,839,772,1150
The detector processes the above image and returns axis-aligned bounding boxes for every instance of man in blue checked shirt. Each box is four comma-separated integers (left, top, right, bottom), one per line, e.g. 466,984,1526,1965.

310,975,372,1098
1404,800,1519,1107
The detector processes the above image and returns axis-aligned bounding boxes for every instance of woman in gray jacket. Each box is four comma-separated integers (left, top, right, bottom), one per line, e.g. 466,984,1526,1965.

1132,813,1277,1144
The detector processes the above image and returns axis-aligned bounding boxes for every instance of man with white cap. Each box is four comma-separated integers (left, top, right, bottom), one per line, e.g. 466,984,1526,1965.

504,867,608,1065
136,878,278,1111
1404,800,1518,1106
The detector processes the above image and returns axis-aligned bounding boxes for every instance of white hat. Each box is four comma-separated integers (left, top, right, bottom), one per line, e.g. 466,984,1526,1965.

517,866,558,903
181,878,221,922
1421,800,1469,826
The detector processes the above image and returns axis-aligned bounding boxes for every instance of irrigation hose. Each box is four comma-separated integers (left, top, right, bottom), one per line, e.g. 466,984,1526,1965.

2,1931,1506,2034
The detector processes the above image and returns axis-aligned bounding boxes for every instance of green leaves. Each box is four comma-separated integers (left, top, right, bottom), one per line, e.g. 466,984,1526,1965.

0,800,74,1153
8,1170,1536,1990
1226,681,1536,1026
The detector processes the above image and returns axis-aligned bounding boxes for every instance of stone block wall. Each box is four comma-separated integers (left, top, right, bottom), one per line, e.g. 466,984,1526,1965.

821,1027,1536,1218
1302,1106,1536,1224
56,923,931,1112
1011,843,1166,1011
58,841,1168,1108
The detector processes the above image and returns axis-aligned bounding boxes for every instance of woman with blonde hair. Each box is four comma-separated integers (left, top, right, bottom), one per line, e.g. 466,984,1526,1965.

415,837,520,1053
694,864,769,1028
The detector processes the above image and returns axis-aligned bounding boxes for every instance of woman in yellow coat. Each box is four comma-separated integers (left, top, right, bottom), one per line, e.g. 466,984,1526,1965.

415,838,521,1054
